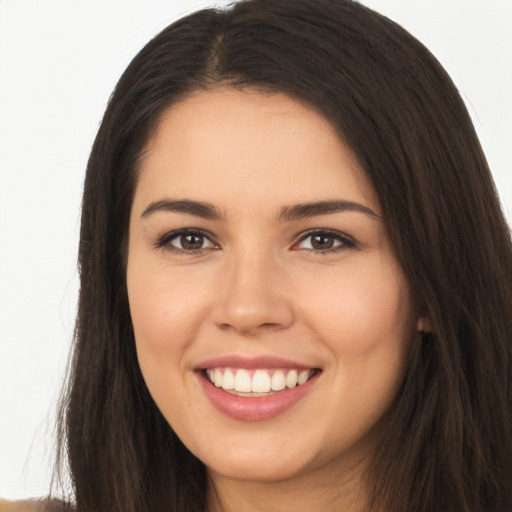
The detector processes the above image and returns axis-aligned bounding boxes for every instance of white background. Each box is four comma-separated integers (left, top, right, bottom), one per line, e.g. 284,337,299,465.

1,0,511,500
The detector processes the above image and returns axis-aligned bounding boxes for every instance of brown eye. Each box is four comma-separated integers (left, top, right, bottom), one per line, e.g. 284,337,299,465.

294,230,354,253
180,233,205,250
162,230,217,252
311,234,335,250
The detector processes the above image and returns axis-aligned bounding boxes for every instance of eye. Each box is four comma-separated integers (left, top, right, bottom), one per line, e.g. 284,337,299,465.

293,230,355,253
156,229,218,253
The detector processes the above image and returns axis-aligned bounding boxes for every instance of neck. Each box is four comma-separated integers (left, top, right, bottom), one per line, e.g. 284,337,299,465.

206,457,372,512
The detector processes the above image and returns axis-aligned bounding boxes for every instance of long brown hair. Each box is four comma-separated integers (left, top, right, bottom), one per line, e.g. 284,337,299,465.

56,1,512,510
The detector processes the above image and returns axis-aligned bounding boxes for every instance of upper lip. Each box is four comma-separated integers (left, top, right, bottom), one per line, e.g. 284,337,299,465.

196,355,318,370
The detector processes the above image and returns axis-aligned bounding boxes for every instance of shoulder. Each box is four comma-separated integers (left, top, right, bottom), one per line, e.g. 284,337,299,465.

1,499,73,512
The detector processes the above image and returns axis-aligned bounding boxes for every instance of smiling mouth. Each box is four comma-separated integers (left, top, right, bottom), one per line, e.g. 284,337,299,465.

203,367,320,396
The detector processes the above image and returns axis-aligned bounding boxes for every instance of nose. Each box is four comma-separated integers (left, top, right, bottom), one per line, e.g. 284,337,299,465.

211,251,295,335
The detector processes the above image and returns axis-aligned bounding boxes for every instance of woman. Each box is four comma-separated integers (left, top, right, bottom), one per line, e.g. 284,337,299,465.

4,0,512,510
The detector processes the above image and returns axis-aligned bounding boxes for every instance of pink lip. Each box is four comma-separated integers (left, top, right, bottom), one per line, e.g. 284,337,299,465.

197,355,313,370
195,359,320,422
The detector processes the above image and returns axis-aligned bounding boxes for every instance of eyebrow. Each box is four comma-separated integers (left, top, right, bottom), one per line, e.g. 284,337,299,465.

277,200,379,222
141,198,379,222
141,199,224,220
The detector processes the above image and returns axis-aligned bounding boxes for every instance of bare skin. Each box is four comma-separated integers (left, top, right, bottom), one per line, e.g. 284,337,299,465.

0,499,69,512
207,455,369,512
4,89,422,512
128,87,424,511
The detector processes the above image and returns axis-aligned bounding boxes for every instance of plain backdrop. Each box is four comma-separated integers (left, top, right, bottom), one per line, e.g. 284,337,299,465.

1,0,511,500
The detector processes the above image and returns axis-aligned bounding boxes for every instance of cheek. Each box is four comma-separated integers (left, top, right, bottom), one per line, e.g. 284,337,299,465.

126,261,210,384
300,262,414,420
296,270,414,453
301,265,413,353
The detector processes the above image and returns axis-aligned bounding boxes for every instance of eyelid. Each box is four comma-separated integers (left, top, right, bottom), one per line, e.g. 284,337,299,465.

154,228,219,253
153,227,355,255
291,228,356,252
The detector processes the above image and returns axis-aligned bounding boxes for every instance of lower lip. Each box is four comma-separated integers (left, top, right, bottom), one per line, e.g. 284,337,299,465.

197,371,320,421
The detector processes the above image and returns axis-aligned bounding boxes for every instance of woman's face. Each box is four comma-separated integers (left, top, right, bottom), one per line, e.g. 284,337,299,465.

127,88,420,484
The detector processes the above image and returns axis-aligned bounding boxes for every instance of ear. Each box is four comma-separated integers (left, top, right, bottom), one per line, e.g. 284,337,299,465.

417,316,432,333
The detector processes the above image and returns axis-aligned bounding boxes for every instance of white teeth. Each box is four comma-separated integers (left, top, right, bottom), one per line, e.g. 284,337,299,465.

222,368,235,390
206,367,315,393
298,369,309,385
252,370,271,393
271,370,286,391
234,369,252,392
286,369,298,388
214,368,223,387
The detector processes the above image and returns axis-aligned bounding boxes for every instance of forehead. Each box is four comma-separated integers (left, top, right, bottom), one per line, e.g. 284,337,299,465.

134,87,378,215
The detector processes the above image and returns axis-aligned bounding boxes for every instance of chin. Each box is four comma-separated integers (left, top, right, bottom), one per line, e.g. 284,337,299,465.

194,434,327,484
208,456,310,484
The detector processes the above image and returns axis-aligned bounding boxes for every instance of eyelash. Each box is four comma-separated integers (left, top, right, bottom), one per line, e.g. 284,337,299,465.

154,228,356,255
154,229,218,255
293,229,356,254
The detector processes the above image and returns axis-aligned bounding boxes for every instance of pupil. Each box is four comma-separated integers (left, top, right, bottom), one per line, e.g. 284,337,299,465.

312,235,333,250
181,234,203,250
